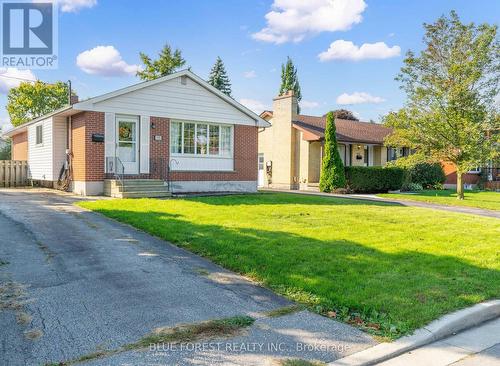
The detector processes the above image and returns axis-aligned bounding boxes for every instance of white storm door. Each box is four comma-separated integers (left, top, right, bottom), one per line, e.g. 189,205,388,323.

116,115,139,174
258,153,265,187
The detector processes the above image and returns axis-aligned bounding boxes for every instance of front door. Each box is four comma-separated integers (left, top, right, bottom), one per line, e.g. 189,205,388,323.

116,115,139,174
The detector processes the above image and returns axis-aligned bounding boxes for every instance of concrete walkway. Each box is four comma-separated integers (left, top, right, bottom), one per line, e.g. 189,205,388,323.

377,318,500,366
0,189,375,365
260,189,500,219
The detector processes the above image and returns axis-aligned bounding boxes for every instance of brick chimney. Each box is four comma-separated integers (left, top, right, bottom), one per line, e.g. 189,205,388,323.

70,94,79,105
267,90,299,188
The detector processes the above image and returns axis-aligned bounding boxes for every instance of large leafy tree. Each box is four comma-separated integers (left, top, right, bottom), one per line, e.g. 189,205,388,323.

208,57,232,97
279,56,302,112
332,109,359,121
0,138,11,160
7,81,70,127
384,11,499,199
319,111,346,192
137,43,186,81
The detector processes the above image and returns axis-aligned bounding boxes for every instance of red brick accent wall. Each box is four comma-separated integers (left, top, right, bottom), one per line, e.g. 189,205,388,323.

11,131,28,160
70,113,258,183
443,162,481,185
71,111,105,182
149,116,169,179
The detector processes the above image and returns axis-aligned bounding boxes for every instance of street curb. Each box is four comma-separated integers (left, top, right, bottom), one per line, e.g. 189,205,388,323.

329,299,500,366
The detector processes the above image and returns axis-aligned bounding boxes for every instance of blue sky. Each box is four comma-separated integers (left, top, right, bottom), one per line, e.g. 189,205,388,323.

1,0,499,130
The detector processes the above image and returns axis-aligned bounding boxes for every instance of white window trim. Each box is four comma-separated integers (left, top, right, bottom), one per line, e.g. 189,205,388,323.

35,123,43,146
170,120,233,159
468,167,481,174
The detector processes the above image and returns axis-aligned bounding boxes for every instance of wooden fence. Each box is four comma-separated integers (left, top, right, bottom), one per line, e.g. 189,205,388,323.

0,160,29,187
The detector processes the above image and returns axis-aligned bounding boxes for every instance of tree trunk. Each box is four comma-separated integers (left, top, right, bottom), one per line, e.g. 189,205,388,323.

456,171,464,200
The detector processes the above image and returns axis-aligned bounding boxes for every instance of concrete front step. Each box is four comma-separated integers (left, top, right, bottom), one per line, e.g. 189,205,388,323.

112,184,168,192
113,191,172,198
104,179,170,198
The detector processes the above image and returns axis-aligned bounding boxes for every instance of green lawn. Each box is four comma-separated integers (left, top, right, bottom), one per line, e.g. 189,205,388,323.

78,193,500,338
378,190,500,211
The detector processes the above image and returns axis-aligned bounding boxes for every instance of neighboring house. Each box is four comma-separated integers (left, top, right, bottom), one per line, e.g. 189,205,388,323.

258,91,406,189
3,70,269,196
443,163,499,190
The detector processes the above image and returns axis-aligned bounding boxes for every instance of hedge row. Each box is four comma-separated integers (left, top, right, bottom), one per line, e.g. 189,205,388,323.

345,166,405,193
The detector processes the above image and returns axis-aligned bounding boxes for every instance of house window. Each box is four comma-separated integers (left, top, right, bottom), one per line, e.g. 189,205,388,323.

170,121,233,157
171,122,182,154
468,167,481,174
183,123,195,154
196,124,208,155
387,147,398,162
35,124,43,145
209,125,219,155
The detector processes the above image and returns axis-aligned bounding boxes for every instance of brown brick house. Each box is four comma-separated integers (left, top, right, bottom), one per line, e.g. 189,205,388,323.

4,70,269,196
258,91,408,189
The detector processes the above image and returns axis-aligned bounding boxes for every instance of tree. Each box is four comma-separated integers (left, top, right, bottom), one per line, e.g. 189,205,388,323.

208,57,232,97
319,111,346,192
7,81,70,127
0,138,11,160
384,11,499,199
137,43,186,81
332,109,359,121
279,56,302,112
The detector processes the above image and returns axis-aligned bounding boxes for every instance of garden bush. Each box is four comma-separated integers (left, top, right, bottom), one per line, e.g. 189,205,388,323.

388,155,445,189
345,166,405,193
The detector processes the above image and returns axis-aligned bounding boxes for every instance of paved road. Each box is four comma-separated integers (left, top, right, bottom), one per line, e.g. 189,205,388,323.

0,189,375,365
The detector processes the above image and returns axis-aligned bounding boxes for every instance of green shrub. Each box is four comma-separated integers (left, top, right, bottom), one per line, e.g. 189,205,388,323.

410,163,445,188
319,111,346,192
345,166,405,193
387,155,445,189
401,182,423,192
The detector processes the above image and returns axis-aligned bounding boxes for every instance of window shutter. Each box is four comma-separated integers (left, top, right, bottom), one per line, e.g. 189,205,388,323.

104,112,116,159
140,115,150,174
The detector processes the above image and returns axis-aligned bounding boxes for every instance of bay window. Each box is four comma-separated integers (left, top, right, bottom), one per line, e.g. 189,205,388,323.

170,121,233,157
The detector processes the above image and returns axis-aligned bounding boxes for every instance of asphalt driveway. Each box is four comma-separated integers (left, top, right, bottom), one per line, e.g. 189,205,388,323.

0,189,375,365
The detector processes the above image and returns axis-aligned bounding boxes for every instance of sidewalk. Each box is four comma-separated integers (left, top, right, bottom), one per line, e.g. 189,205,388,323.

260,189,500,219
377,318,500,366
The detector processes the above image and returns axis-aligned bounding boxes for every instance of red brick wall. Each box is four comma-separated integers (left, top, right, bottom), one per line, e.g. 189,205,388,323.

71,113,258,183
11,131,28,161
443,162,481,185
71,111,104,182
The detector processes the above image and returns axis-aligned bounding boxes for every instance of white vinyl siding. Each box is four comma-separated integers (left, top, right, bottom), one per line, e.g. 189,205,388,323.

28,118,53,181
52,116,67,181
85,76,256,125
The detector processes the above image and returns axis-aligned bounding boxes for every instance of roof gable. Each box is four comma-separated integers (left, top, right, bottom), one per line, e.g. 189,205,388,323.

74,70,269,127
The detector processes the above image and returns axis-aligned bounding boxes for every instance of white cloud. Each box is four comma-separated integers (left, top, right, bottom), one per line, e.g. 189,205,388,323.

0,117,12,130
34,0,97,13
318,40,400,61
301,100,320,109
239,98,269,113
59,0,97,13
243,70,257,78
0,68,36,94
76,46,140,77
252,0,367,44
336,92,385,105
